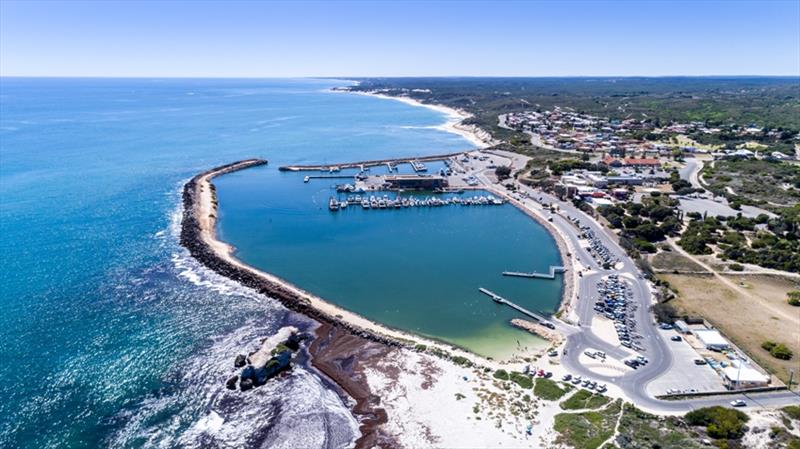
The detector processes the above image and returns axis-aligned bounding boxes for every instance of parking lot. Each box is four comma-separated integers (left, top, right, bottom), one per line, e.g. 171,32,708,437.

592,274,644,353
646,328,727,397
581,226,618,268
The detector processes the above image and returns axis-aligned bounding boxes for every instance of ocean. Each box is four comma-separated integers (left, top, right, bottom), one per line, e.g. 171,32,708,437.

0,78,559,448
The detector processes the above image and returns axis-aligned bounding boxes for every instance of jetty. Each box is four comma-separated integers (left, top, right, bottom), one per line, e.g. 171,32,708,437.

502,266,566,280
478,288,553,327
410,160,427,172
278,152,464,172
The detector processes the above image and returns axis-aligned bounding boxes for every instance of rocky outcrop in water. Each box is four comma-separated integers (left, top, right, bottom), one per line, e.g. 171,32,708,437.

226,329,311,391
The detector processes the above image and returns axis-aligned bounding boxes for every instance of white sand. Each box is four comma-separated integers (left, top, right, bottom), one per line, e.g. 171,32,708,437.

363,348,567,448
339,90,497,149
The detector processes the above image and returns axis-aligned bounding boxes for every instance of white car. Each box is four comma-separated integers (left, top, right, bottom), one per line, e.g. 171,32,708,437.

730,399,746,407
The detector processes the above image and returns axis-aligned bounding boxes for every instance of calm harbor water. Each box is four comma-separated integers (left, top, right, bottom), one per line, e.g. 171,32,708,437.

0,78,560,449
215,166,563,358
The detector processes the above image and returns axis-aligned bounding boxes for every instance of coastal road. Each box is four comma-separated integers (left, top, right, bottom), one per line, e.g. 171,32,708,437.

678,158,704,189
467,152,799,412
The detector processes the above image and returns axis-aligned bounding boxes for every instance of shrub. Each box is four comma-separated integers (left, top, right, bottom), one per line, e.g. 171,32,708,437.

728,263,744,271
533,378,571,400
783,405,800,421
770,343,793,360
788,291,800,307
493,369,509,380
451,355,473,367
509,371,533,389
684,406,749,440
762,341,777,351
495,165,512,179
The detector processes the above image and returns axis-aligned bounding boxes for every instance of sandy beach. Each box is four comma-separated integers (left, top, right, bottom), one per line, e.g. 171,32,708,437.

335,89,498,149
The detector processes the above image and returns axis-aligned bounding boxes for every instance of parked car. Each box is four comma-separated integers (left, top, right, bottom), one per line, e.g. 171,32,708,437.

694,359,707,365
670,335,682,342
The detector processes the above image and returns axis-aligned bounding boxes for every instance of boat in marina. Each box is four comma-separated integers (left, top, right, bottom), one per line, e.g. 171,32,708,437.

328,197,339,211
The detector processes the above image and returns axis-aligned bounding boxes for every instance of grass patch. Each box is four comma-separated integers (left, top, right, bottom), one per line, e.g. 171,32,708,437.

784,405,800,421
554,400,621,449
509,371,533,389
533,378,572,401
560,390,612,410
493,369,509,380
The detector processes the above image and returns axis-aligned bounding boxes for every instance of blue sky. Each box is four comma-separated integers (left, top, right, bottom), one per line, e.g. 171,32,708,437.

1,0,798,77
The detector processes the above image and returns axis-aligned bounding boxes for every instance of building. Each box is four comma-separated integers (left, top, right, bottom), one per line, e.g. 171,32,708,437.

622,157,661,168
722,363,770,390
601,155,623,167
673,320,690,334
606,175,644,185
694,329,730,351
384,175,448,190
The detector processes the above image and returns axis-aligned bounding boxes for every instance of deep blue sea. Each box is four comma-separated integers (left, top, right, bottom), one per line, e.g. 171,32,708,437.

0,78,559,448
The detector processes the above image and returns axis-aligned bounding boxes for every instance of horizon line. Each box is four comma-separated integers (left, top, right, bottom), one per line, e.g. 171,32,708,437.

1,74,800,80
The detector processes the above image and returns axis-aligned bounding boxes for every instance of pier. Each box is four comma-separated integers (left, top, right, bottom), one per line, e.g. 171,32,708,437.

502,266,566,280
328,194,505,211
304,175,356,180
478,288,553,325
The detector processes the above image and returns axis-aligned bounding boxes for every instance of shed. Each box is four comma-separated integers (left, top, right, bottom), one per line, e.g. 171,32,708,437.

722,364,770,389
695,329,730,351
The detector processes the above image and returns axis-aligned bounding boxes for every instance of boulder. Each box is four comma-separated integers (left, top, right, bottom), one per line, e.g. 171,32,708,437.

234,354,247,368
225,375,238,390
240,378,253,392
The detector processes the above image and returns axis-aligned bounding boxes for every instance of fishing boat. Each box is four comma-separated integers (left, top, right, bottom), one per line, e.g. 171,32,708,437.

328,197,339,211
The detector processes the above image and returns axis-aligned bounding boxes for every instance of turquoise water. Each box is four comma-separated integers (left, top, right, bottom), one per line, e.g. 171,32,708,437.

0,78,560,449
215,167,563,358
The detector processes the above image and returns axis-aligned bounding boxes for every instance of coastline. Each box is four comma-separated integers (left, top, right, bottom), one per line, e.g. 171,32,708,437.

180,157,587,447
181,158,554,446
333,88,498,149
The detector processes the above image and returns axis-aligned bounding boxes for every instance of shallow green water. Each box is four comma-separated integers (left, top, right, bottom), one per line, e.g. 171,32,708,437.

215,165,564,359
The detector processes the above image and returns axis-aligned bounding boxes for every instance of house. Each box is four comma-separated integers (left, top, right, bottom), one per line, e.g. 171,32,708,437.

601,155,623,167
694,329,730,351
722,363,770,390
622,157,661,168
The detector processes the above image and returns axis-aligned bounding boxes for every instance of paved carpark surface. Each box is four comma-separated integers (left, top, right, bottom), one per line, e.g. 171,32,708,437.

678,197,775,219
646,329,727,396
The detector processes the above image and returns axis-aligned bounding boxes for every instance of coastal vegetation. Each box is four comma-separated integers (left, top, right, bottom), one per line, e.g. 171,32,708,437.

684,406,749,440
554,399,621,449
677,211,800,273
533,378,571,401
611,404,706,449
762,341,794,360
560,390,612,411
788,291,800,306
703,159,800,207
597,196,682,255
